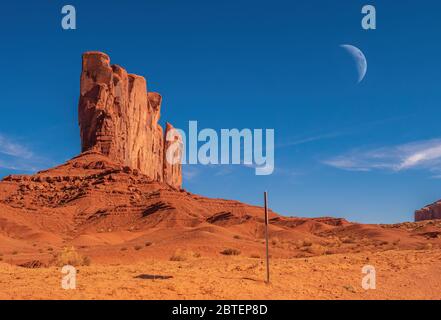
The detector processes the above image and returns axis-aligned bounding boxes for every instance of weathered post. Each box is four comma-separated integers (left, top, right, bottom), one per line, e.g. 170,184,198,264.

264,191,270,284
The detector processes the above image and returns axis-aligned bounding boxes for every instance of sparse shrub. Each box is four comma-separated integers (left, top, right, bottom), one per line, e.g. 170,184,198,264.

12,251,18,255
53,246,91,267
170,249,188,261
333,239,342,247
233,235,241,240
250,254,260,259
134,245,143,251
343,285,356,293
82,255,92,266
305,244,326,256
271,238,279,246
302,239,313,247
220,248,241,256
121,247,128,251
47,247,54,252
169,255,186,262
169,249,201,261
145,242,152,247
19,260,46,269
341,237,354,244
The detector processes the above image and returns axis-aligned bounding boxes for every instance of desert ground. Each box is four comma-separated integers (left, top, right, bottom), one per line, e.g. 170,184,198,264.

1,249,440,300
1,152,441,300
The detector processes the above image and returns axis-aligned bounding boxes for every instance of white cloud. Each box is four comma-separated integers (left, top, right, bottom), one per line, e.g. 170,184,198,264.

0,134,33,159
0,134,49,172
395,141,441,170
324,138,441,174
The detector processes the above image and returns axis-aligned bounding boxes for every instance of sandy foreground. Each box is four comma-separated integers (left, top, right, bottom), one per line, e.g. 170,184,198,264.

0,249,440,300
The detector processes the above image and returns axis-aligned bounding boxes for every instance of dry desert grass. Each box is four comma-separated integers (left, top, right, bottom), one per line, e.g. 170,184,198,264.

0,249,440,300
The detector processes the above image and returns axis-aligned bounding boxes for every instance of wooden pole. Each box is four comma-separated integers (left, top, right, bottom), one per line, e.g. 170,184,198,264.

264,191,270,284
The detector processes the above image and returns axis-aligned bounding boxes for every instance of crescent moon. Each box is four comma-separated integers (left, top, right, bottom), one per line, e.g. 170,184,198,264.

340,44,367,83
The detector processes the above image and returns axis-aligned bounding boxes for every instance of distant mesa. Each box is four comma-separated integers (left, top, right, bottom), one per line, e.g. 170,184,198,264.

415,201,441,222
78,51,182,189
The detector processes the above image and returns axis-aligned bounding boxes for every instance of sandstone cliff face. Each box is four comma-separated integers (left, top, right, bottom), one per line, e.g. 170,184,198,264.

78,51,181,188
164,123,183,189
415,201,441,221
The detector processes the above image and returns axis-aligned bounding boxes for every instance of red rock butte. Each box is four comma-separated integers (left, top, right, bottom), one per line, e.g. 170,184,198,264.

415,201,441,222
78,51,182,189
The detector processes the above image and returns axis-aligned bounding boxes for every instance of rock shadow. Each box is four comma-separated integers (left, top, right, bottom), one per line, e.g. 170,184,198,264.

134,274,173,280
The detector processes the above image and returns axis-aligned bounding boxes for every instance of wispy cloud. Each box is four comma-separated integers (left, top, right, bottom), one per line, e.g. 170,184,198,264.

324,138,441,175
182,165,201,180
0,134,49,172
278,131,343,148
278,115,412,149
0,134,34,159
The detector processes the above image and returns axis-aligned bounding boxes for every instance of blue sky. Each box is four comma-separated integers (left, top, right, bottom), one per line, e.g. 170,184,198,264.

1,0,441,223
